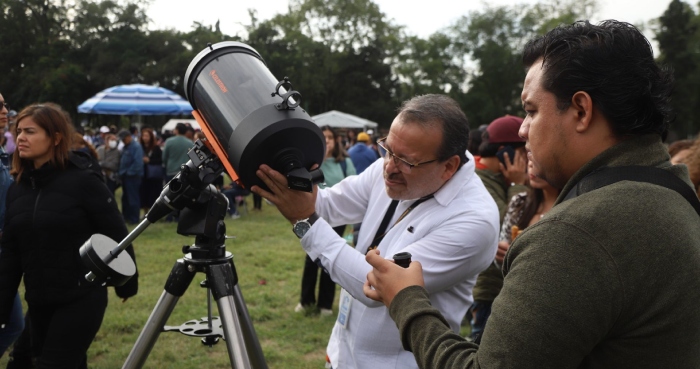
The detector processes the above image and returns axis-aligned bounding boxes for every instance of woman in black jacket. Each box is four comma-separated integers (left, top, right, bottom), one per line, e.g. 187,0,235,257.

0,103,138,368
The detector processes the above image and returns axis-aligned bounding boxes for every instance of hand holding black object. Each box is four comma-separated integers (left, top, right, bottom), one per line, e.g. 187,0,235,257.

363,250,424,307
393,252,412,268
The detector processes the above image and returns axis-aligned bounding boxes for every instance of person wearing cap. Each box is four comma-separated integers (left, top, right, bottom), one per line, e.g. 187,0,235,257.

348,131,379,174
117,129,144,224
347,132,380,247
93,125,110,148
468,114,528,341
363,20,700,369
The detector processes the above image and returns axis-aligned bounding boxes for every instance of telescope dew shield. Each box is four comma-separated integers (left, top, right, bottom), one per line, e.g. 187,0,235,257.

184,41,325,192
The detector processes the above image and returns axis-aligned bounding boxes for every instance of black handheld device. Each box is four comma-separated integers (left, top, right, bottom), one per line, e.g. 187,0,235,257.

393,252,412,268
496,145,516,167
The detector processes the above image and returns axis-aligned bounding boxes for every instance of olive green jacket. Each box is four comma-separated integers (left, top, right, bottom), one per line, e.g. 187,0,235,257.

472,169,527,302
390,135,700,368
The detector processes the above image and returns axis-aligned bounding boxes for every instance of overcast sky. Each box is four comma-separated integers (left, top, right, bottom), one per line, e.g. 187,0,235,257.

147,0,673,49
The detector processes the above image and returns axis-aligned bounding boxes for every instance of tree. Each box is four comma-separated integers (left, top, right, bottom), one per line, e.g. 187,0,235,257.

656,0,700,137
441,0,598,127
243,0,400,125
392,33,469,104
0,0,76,109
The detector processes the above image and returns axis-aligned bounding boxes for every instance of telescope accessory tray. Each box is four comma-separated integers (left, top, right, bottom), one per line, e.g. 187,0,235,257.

163,316,225,344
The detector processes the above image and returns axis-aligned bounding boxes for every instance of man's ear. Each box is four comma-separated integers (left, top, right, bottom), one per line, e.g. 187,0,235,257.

441,155,461,181
571,91,593,133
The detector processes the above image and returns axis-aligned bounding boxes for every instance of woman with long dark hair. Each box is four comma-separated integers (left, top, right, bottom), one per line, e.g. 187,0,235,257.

495,161,560,265
295,126,356,315
0,103,137,368
139,127,163,214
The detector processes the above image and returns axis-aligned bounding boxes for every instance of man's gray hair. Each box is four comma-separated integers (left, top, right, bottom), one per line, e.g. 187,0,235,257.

397,94,470,168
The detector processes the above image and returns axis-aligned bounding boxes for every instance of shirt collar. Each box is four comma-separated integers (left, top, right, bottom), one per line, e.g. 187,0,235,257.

428,150,475,207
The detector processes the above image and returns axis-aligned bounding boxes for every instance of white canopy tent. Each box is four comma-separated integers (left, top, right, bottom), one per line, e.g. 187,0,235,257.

161,118,200,133
311,110,378,130
161,111,378,134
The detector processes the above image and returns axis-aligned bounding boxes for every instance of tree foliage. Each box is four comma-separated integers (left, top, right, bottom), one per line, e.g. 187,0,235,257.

5,0,683,135
443,0,597,126
245,0,401,125
656,0,700,137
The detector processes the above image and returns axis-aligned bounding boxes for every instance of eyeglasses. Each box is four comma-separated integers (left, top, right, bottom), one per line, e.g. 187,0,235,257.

0,102,8,110
376,137,438,173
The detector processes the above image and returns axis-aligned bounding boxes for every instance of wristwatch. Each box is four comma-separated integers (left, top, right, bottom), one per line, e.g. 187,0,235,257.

292,213,319,239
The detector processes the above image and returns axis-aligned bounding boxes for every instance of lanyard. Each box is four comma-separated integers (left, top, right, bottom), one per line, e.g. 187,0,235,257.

365,194,434,255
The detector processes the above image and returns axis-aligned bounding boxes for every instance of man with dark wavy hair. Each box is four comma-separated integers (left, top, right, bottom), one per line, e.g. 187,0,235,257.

363,20,700,368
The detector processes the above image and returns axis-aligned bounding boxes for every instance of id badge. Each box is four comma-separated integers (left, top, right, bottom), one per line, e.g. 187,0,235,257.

337,288,353,329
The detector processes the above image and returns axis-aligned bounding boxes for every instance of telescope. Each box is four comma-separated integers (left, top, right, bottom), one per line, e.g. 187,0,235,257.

79,41,326,369
185,41,324,192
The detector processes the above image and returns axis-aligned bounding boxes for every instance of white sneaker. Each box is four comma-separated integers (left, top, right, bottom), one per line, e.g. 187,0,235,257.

230,213,241,220
294,303,304,313
320,308,333,316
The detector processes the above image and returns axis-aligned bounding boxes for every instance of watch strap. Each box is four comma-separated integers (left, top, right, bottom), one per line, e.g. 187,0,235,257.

306,212,319,226
293,212,320,239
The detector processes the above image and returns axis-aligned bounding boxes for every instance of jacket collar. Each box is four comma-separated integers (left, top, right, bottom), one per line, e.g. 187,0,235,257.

21,152,89,187
555,134,680,205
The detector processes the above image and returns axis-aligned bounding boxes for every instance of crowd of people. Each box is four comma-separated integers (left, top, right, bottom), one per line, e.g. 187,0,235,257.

2,18,700,369
76,121,254,223
254,20,700,369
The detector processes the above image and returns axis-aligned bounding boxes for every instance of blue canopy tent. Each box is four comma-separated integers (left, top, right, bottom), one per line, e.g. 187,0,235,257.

77,84,193,116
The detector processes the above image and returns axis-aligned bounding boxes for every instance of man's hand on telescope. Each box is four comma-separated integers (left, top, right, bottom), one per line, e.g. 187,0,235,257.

252,164,317,223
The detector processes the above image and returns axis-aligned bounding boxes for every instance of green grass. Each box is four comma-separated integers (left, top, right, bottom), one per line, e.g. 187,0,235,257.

1,199,340,369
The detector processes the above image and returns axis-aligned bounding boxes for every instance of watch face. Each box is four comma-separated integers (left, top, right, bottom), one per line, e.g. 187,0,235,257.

293,221,311,238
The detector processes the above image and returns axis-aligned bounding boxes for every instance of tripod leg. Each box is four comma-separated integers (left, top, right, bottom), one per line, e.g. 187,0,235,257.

123,259,195,369
217,294,253,369
209,262,268,369
232,284,268,369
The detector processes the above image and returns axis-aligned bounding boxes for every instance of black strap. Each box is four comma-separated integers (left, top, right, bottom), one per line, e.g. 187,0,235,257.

563,166,700,216
365,195,434,254
339,159,347,178
368,200,399,253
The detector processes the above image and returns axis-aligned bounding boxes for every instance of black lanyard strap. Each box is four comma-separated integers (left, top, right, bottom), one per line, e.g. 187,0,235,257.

365,194,434,254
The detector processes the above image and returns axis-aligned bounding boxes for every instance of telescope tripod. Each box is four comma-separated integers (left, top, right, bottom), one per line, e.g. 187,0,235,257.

122,243,267,369
120,188,267,369
80,139,303,369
